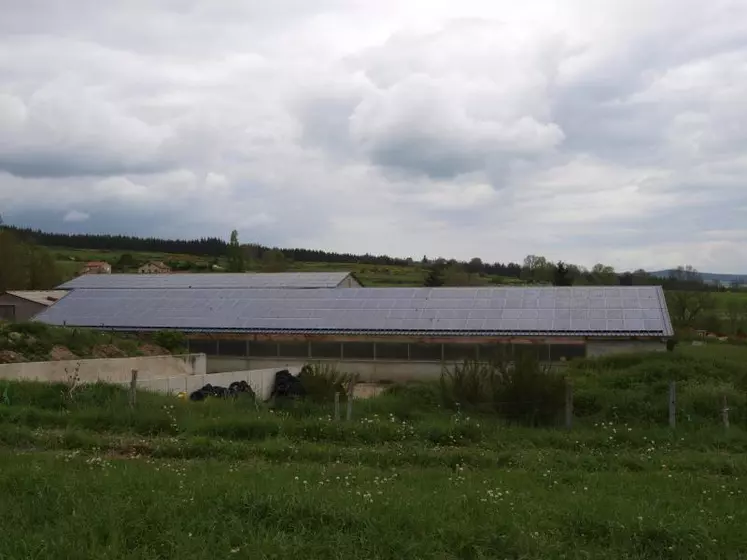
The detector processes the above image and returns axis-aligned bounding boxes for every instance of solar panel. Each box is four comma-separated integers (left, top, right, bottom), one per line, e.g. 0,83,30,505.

35,286,674,336
57,272,355,290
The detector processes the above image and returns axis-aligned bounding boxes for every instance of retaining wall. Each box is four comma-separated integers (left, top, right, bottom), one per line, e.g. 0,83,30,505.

133,366,302,401
0,354,207,384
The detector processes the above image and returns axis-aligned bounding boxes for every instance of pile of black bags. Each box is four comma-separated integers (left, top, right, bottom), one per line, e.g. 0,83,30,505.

189,380,256,402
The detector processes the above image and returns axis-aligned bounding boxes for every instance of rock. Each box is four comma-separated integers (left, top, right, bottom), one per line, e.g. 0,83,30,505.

0,350,26,364
138,343,170,356
49,346,79,361
91,344,127,359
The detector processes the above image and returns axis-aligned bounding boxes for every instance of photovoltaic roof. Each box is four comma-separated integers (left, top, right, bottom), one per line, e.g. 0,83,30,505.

57,272,355,290
35,286,674,337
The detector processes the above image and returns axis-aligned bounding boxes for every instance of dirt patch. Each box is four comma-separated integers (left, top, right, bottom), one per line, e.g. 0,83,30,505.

0,350,26,364
138,343,170,356
49,346,79,361
353,383,386,400
91,344,127,359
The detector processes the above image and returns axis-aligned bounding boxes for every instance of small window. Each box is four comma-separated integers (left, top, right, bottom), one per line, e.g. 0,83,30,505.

342,342,375,360
188,339,217,355
279,342,310,358
310,342,342,359
443,343,477,362
217,340,247,357
409,343,443,361
375,342,409,360
248,341,278,357
549,344,586,361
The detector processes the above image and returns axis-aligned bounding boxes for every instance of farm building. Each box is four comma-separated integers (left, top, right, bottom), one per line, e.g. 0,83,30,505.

56,271,361,290
35,286,674,381
0,290,68,322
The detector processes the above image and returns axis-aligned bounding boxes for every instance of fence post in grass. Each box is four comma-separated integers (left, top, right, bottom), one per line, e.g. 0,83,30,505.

722,395,730,430
564,380,573,430
129,369,138,409
334,391,341,421
668,381,676,429
345,379,354,422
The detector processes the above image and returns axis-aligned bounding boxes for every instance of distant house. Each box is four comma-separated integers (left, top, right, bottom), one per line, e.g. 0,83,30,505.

138,261,172,274
0,290,67,322
80,261,112,275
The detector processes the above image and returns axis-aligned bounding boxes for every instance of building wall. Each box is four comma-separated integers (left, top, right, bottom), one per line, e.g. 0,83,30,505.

586,340,667,357
338,275,361,288
0,353,207,384
207,356,447,382
0,293,46,322
133,366,303,400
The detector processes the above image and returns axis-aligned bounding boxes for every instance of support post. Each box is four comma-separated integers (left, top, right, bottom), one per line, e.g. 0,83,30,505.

722,395,730,430
129,369,138,409
334,392,340,421
668,381,676,429
346,394,353,422
564,380,573,430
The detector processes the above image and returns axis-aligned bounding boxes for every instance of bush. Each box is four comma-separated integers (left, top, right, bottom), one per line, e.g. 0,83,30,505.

298,363,356,404
440,357,566,426
152,330,186,352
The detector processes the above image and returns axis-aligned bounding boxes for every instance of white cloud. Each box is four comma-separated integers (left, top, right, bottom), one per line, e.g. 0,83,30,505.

62,210,90,223
0,0,746,272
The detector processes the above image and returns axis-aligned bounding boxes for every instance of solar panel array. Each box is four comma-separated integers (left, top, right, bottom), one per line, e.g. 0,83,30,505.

36,286,674,337
57,272,354,290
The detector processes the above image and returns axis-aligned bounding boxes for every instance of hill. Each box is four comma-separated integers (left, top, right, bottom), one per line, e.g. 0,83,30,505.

650,269,747,286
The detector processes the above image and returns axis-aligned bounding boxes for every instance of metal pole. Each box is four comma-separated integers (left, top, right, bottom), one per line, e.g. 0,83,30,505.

722,395,730,430
565,380,573,430
129,369,138,408
334,392,340,421
668,381,676,429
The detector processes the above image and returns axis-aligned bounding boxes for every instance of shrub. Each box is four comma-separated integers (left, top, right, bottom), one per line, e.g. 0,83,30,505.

440,357,566,426
298,363,357,403
152,330,186,352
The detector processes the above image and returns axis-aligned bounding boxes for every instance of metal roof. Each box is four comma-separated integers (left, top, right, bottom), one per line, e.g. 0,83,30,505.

5,290,68,306
57,272,356,290
35,286,674,337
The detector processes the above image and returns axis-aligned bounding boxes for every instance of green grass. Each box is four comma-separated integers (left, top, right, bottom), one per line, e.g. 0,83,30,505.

0,322,157,361
1,347,746,558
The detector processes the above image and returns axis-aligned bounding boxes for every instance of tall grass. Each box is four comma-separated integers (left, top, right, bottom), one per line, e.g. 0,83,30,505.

439,356,566,426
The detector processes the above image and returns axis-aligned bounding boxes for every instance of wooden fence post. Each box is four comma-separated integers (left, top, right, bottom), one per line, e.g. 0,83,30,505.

668,381,676,429
334,392,340,421
129,369,138,408
722,395,730,430
564,380,573,430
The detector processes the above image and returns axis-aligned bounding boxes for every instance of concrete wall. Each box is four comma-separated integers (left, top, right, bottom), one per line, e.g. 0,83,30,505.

208,356,448,382
0,294,46,322
0,353,207,384
133,366,302,400
586,340,666,358
209,339,668,381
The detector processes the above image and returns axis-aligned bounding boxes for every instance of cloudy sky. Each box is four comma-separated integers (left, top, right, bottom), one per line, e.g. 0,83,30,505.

1,0,746,272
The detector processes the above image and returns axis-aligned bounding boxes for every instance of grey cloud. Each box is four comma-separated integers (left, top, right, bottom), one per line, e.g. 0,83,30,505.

1,1,747,271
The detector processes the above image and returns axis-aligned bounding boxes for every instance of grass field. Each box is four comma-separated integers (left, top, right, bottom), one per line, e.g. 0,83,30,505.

1,345,746,558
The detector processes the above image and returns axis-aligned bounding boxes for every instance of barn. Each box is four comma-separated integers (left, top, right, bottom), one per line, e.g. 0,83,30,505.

36,283,674,381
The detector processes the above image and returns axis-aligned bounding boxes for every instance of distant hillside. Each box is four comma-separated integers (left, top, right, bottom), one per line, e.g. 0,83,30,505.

649,270,747,285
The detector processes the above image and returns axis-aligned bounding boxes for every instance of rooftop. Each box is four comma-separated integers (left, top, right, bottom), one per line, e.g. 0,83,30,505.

35,286,674,337
6,290,68,306
57,271,357,290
